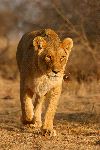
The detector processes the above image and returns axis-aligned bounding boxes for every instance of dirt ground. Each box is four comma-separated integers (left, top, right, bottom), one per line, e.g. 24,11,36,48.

0,78,100,150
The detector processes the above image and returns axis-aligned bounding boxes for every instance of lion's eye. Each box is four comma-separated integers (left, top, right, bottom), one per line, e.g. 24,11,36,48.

60,56,66,61
45,55,51,62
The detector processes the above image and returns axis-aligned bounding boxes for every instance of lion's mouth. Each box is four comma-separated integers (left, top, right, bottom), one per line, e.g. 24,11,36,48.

51,75,59,77
47,75,58,78
47,72,61,78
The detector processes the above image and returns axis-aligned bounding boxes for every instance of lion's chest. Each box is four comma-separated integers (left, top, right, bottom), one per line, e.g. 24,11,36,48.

33,75,62,96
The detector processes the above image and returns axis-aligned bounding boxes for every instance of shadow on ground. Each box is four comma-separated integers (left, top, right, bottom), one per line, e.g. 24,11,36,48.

55,112,100,124
0,111,100,132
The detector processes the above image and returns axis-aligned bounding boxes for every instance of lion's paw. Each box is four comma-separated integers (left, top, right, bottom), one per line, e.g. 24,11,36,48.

42,129,57,137
21,123,41,134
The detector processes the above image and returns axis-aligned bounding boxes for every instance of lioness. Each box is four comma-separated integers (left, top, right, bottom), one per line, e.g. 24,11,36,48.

16,29,73,136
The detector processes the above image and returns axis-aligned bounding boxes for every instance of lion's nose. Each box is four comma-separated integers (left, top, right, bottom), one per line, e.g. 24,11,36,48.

52,69,59,74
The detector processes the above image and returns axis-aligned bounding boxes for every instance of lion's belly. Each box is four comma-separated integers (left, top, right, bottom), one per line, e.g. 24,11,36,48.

33,75,63,96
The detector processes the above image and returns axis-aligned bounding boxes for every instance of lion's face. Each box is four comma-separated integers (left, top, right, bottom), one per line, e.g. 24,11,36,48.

37,45,68,77
33,31,73,77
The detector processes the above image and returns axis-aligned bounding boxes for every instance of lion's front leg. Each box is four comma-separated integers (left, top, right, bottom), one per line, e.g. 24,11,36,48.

33,95,45,128
43,85,62,136
20,80,34,124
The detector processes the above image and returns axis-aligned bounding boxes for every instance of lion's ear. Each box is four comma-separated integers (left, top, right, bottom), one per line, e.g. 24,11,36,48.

33,36,47,51
62,38,73,53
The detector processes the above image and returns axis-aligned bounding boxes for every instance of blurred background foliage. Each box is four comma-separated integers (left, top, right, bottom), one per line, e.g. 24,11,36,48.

0,0,99,82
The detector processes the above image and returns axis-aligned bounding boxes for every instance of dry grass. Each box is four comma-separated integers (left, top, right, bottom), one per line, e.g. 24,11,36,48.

0,77,100,150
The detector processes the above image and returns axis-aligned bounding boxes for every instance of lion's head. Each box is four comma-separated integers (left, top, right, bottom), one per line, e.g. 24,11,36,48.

33,29,73,77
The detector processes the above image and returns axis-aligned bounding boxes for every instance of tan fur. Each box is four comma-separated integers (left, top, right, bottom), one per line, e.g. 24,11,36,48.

16,29,73,136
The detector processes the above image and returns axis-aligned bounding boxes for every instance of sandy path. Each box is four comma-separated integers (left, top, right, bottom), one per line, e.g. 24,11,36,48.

0,78,100,150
